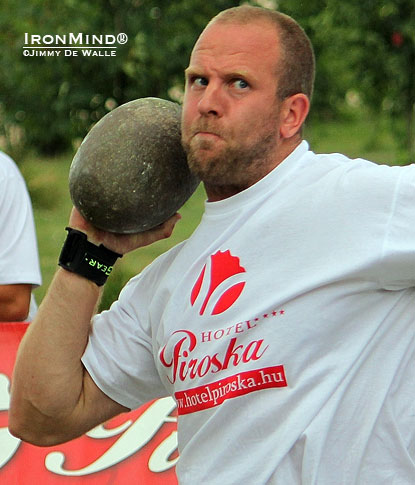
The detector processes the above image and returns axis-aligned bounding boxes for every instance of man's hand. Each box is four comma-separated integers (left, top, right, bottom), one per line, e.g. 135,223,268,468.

68,207,182,255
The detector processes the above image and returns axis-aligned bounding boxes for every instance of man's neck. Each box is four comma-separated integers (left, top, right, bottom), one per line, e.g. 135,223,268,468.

204,137,303,202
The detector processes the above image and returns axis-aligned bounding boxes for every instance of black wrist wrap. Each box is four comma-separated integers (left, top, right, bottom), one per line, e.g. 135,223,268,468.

58,227,122,286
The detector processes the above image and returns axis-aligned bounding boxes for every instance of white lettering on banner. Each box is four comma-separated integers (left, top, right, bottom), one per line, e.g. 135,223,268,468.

86,418,132,438
0,374,21,469
0,374,10,411
0,373,178,476
148,431,178,473
45,397,178,476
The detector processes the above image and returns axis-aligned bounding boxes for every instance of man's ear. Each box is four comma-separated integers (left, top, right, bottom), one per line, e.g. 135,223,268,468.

279,94,310,139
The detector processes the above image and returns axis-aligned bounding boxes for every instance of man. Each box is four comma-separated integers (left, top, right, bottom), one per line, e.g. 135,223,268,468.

9,6,415,484
0,150,41,321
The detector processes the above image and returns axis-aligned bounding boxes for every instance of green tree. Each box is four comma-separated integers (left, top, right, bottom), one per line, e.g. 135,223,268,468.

0,0,239,155
278,0,415,162
1,0,413,161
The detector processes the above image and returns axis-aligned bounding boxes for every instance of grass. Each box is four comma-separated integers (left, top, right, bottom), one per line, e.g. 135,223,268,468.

305,114,407,164
19,116,404,310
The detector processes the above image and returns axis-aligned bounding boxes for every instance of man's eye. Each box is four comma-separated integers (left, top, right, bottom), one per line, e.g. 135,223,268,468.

233,79,249,90
193,77,208,87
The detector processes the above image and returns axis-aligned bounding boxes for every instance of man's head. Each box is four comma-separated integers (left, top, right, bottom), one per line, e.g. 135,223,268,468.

207,6,315,102
181,6,314,200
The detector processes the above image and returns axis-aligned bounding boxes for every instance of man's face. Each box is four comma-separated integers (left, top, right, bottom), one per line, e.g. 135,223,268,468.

181,21,283,196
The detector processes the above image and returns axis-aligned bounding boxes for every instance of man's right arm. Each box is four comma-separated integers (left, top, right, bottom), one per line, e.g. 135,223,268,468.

9,208,181,446
9,268,128,445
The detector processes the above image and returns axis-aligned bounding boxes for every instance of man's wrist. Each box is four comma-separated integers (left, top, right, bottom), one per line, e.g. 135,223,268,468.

58,228,122,286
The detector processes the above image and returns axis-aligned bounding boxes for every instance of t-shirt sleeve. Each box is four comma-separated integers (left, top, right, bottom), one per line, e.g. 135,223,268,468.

0,158,41,286
379,165,415,290
82,273,168,410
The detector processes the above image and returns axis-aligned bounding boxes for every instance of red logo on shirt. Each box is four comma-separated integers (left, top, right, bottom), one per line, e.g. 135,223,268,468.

190,250,246,315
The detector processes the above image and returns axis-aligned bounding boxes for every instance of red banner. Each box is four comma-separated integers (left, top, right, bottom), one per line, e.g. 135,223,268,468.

0,323,178,484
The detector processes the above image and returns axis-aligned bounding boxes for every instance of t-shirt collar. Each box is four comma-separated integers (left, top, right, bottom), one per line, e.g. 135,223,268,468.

203,140,310,214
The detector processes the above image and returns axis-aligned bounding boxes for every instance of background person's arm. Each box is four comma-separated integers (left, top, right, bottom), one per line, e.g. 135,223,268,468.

0,284,32,321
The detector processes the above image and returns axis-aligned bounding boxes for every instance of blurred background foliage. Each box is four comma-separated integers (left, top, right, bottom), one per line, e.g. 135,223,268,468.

0,0,414,161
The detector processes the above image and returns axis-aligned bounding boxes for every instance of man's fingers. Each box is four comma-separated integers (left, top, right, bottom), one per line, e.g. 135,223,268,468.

66,207,181,255
135,213,182,247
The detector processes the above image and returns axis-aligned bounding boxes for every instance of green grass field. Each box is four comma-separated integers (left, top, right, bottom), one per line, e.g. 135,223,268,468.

20,116,405,310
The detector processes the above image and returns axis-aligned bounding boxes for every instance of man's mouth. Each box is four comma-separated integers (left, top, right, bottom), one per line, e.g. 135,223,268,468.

195,131,220,139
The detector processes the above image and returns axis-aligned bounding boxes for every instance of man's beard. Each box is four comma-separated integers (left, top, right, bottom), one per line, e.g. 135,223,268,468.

182,126,279,190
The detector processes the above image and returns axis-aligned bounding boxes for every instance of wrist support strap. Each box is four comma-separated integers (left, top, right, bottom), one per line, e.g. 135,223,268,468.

58,227,122,286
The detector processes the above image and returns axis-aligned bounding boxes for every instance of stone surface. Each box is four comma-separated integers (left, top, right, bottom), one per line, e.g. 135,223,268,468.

69,97,199,233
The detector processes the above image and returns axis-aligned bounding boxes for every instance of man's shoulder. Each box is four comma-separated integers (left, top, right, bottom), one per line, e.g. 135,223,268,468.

297,146,415,207
307,147,411,181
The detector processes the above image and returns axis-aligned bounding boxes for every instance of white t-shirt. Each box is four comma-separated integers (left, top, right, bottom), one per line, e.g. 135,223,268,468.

82,141,415,484
0,151,42,321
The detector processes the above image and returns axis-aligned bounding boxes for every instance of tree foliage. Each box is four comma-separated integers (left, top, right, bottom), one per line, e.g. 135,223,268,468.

0,0,238,154
278,0,415,160
0,0,414,161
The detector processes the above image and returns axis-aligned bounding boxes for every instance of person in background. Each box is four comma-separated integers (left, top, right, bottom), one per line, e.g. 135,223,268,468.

0,150,41,321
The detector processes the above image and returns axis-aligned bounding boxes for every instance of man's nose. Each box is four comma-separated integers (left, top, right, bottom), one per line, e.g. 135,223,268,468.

197,84,225,117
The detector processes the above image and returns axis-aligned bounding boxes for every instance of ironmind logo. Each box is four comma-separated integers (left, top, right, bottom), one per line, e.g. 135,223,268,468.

190,250,246,316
